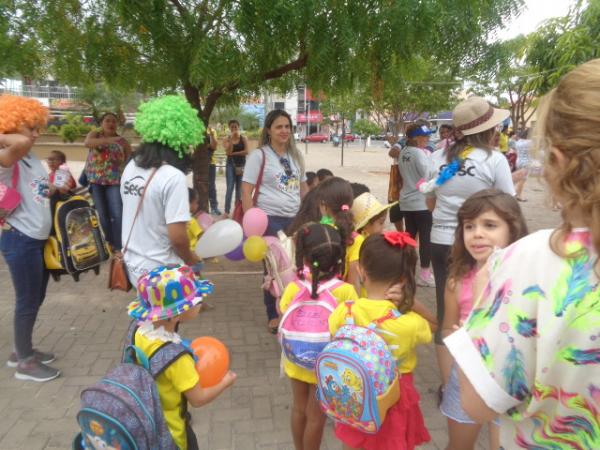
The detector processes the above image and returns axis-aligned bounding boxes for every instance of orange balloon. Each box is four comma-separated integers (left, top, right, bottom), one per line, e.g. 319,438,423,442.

190,337,230,388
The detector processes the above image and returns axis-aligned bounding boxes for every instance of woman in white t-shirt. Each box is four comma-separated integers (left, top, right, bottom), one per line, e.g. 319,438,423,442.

445,57,600,450
419,96,515,362
0,95,60,382
120,96,203,284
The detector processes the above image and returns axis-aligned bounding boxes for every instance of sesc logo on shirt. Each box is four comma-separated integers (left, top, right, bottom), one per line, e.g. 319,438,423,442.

122,175,146,197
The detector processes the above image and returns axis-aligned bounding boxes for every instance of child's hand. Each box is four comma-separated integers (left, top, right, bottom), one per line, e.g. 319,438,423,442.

384,283,403,304
222,370,237,388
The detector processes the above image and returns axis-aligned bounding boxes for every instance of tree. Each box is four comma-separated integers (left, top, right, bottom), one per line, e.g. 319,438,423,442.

352,119,381,151
9,0,522,207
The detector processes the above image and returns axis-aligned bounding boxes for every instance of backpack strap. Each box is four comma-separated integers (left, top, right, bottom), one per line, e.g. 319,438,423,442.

296,277,343,298
148,341,194,380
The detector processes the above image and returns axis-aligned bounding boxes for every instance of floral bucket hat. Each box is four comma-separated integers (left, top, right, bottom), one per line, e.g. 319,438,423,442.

127,265,214,322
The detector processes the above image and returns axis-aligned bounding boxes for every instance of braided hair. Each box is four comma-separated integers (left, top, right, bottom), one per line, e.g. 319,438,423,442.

295,223,345,299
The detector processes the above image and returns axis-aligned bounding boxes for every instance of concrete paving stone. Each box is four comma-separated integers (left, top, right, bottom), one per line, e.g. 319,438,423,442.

0,418,37,448
232,432,257,450
208,422,233,449
233,418,274,434
251,396,272,419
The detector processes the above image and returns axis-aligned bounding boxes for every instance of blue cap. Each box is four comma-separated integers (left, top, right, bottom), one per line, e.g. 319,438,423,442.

406,125,433,138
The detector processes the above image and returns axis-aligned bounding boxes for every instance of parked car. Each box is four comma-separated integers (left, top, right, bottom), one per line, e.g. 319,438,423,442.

302,132,329,143
342,133,357,142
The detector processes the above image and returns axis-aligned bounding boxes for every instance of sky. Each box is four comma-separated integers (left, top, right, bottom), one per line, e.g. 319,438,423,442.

496,0,579,40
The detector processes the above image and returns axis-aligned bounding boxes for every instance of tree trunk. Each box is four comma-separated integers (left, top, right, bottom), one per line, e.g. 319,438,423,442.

184,83,211,212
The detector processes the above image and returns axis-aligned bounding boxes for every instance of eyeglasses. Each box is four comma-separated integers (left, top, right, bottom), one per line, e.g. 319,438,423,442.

279,157,293,177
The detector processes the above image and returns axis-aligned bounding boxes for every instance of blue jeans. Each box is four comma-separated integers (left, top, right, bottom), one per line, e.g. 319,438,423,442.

224,160,243,214
0,227,49,360
90,184,123,250
263,215,293,321
208,164,219,212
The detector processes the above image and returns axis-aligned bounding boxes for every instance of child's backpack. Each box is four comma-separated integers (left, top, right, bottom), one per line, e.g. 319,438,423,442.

278,278,343,370
44,195,110,282
73,330,193,450
263,230,296,299
316,301,401,434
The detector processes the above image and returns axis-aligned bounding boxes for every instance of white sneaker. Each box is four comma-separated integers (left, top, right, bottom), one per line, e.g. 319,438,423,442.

417,269,436,287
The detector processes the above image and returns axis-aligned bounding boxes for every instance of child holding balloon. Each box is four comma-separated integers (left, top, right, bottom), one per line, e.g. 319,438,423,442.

127,265,236,450
279,223,358,450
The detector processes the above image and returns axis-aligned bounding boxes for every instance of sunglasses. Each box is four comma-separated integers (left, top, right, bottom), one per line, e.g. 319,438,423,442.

279,157,293,177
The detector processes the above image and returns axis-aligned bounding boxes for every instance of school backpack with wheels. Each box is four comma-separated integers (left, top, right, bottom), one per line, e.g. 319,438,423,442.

316,301,400,434
278,278,342,370
73,341,192,450
264,230,296,301
44,195,110,282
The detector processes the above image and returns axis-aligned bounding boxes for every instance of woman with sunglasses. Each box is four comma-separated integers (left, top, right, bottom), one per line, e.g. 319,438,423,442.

242,109,308,333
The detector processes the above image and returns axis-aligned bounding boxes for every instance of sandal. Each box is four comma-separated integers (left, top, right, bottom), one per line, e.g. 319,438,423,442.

268,318,280,334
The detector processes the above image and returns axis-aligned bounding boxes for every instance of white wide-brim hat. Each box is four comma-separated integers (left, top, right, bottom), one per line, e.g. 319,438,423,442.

453,96,510,136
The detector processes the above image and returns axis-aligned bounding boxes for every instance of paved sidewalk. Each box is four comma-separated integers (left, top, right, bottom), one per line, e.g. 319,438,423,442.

0,144,560,449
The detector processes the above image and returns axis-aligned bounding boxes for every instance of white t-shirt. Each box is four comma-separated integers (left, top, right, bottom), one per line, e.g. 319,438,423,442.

429,148,515,245
0,154,52,240
242,146,306,218
445,229,599,449
398,146,433,211
120,161,190,284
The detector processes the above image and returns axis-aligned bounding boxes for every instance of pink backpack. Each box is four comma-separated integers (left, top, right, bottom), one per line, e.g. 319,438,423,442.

263,230,296,300
278,278,343,370
0,164,21,225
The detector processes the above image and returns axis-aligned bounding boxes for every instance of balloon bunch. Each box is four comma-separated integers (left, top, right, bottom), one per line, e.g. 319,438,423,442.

194,208,271,263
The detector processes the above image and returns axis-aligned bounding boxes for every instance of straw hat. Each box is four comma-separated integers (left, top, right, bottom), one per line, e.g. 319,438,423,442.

128,265,214,322
351,193,396,231
453,97,510,136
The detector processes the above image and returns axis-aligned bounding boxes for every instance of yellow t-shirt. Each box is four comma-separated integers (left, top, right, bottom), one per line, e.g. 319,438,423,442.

498,133,509,153
343,233,365,280
279,279,358,384
328,298,432,373
134,332,200,450
187,218,203,250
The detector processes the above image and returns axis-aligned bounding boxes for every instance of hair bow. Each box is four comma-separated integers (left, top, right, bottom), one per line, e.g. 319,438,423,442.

383,231,417,248
320,215,336,226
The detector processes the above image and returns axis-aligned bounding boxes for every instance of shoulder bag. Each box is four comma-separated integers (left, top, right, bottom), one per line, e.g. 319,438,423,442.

0,163,21,225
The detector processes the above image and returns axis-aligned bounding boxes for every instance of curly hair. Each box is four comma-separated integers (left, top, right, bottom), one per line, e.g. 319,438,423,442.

359,234,417,313
0,95,48,134
448,189,528,282
295,223,345,299
535,58,600,268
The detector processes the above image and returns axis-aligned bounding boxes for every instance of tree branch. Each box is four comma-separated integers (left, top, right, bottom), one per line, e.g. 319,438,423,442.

168,0,188,17
262,52,309,81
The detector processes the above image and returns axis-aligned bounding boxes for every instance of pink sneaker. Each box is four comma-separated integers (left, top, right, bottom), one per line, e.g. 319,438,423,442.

417,268,436,287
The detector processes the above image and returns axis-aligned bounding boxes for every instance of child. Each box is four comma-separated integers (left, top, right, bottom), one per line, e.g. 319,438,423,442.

316,168,333,183
279,223,358,450
187,188,203,251
316,177,360,293
127,265,236,450
306,171,317,189
351,192,394,237
350,182,370,199
46,149,76,193
287,187,321,236
440,189,528,450
328,232,431,450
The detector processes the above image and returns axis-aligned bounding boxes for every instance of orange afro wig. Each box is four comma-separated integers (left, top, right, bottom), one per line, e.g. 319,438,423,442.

0,95,49,134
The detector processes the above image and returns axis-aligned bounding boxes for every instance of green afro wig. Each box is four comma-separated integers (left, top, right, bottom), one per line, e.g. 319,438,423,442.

135,95,206,158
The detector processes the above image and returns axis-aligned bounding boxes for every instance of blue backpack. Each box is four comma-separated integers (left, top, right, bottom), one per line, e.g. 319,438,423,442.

316,301,401,434
73,323,192,450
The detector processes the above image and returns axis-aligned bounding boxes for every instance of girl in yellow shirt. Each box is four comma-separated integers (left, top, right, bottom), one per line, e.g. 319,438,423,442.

279,223,358,450
328,232,431,450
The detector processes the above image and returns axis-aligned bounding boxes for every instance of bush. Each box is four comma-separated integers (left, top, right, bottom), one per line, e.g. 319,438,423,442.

244,128,262,139
46,125,59,134
60,124,80,143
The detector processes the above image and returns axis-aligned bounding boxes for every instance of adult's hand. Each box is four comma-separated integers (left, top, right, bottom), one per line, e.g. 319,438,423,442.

0,134,33,167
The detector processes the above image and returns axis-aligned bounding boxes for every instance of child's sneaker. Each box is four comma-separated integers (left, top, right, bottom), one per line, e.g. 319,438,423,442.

7,349,55,368
15,356,60,382
417,268,436,287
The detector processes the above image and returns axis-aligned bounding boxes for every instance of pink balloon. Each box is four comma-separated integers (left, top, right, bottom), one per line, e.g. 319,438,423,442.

242,207,268,237
196,212,214,230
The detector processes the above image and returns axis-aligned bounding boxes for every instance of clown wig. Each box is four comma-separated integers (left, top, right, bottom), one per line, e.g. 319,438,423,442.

0,95,49,134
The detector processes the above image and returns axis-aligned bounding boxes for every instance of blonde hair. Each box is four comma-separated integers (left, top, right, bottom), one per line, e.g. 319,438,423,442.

259,109,305,176
535,58,600,261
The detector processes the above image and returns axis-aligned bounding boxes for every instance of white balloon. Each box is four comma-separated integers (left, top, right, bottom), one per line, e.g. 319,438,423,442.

195,219,243,258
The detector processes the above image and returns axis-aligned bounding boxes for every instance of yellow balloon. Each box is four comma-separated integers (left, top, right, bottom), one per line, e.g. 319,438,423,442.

243,236,268,262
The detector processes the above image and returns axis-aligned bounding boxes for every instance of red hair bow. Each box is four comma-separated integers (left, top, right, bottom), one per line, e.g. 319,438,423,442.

383,231,417,248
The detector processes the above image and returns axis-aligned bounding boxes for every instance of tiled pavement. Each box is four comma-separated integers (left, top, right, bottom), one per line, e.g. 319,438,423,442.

0,145,560,449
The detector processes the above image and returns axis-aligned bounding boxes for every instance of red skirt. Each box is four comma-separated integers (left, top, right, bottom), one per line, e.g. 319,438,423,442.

334,373,430,450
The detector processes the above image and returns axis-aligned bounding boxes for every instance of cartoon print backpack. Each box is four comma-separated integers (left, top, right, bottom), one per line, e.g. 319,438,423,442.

264,230,296,299
44,195,110,282
73,325,192,450
316,301,401,434
278,278,343,370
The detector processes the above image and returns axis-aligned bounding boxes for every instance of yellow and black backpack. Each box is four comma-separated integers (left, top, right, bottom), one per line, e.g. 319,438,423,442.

44,195,111,281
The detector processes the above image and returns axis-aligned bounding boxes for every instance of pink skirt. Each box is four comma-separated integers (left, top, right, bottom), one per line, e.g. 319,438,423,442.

334,373,430,450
